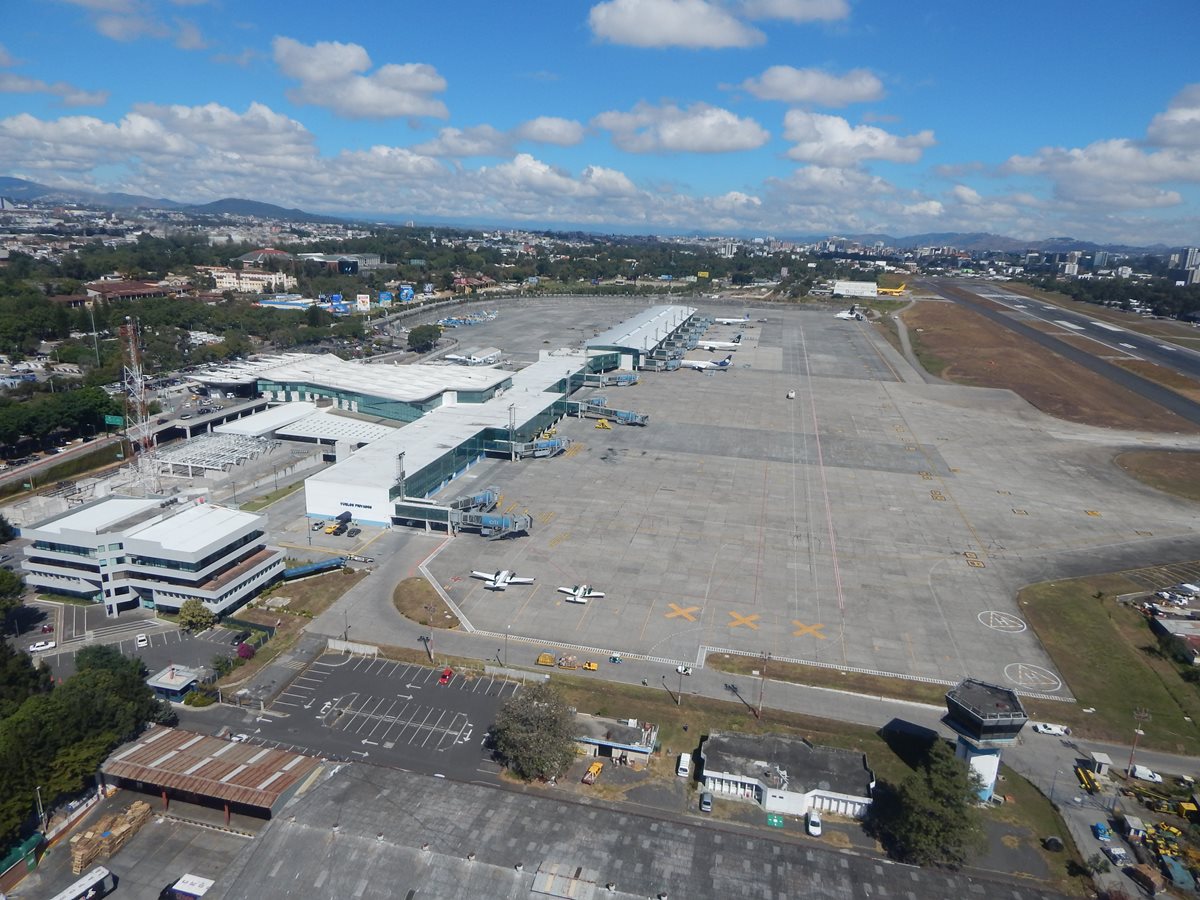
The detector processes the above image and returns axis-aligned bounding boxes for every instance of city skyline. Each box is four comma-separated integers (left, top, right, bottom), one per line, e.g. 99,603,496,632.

1,0,1198,244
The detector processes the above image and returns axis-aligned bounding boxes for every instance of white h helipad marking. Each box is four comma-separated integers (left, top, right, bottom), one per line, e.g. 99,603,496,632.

1003,663,1062,692
978,611,1027,633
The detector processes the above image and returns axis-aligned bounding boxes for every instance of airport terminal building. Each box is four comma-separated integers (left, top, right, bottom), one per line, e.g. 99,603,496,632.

194,304,700,528
21,497,284,617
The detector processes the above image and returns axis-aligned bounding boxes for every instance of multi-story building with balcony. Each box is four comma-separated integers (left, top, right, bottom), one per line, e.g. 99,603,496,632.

20,497,284,617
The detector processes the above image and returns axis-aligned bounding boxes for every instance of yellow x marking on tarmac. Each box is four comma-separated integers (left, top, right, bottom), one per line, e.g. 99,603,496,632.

792,620,826,639
665,603,699,622
728,611,760,630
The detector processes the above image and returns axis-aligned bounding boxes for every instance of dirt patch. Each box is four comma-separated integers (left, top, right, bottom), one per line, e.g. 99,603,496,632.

902,301,1200,432
265,568,369,617
393,576,461,629
1114,360,1200,403
1115,449,1200,502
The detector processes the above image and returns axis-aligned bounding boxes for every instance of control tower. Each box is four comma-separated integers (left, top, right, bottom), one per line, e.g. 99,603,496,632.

944,678,1028,802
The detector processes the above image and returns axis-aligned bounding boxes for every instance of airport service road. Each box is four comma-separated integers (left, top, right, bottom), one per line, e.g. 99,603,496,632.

261,653,519,780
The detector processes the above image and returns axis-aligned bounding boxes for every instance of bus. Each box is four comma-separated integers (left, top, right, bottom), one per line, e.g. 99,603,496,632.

48,866,116,900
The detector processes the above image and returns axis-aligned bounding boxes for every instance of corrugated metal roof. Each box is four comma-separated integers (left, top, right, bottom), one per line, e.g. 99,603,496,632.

102,725,322,811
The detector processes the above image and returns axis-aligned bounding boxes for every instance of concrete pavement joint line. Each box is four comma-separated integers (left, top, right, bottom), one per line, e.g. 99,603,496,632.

799,324,846,618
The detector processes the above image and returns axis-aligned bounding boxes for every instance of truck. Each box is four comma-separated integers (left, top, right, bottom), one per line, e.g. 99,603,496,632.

536,652,555,667
1129,863,1165,895
582,761,603,785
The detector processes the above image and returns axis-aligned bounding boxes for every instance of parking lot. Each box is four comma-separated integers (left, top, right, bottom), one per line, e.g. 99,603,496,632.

19,597,249,679
259,653,520,778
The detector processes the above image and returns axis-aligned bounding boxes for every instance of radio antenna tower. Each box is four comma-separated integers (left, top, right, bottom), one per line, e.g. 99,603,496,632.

120,316,161,495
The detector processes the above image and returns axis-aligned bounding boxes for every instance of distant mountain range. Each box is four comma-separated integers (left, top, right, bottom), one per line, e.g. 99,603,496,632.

0,176,346,225
0,175,1168,253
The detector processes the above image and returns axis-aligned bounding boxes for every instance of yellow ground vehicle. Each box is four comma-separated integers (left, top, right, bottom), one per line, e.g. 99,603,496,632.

324,522,338,534
595,419,612,429
536,652,555,666
582,661,598,671
582,761,603,785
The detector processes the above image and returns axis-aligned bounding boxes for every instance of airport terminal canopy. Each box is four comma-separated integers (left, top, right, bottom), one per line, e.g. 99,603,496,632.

304,349,593,524
586,304,696,368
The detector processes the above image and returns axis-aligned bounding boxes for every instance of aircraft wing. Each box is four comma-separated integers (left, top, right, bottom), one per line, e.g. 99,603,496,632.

508,576,535,585
556,587,576,596
470,571,496,582
584,590,605,598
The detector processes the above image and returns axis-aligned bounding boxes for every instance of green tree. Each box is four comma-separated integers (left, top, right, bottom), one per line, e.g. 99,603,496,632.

0,642,52,719
0,514,15,543
869,739,985,868
407,323,441,353
490,682,579,781
0,568,24,621
176,598,216,633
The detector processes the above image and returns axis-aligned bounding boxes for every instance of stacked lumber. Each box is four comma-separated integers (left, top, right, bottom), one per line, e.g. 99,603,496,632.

68,801,152,873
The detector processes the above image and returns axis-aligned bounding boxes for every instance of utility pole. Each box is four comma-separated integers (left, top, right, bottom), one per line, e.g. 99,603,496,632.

1126,707,1150,776
35,785,45,833
756,652,771,720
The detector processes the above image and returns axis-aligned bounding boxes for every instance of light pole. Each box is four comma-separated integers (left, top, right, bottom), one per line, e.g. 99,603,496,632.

504,625,509,667
756,652,771,720
677,666,684,706
35,785,45,833
1126,707,1150,776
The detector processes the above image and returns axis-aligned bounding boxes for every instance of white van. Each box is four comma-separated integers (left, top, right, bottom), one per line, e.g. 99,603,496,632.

676,754,691,778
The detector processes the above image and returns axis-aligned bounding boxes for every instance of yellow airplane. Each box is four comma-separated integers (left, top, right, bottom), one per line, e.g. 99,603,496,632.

877,283,906,296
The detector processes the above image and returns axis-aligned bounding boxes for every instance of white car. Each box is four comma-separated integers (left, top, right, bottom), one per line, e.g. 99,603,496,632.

806,810,822,837
135,633,149,648
28,640,56,653
1031,723,1070,736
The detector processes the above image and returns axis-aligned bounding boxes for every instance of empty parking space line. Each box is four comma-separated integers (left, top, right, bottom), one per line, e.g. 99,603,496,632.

421,711,449,748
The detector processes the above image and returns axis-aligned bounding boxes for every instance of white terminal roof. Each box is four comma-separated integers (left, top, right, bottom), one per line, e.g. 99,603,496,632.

128,503,259,553
587,304,696,353
306,350,588,496
195,353,511,403
33,497,161,536
214,402,317,437
276,410,397,444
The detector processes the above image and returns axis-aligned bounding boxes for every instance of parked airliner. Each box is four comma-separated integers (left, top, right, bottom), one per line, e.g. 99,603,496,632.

680,354,733,371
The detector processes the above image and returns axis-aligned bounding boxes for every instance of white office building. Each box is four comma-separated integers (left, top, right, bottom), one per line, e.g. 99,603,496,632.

20,497,284,617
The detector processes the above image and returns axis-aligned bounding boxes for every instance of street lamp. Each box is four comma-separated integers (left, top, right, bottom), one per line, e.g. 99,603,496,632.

35,786,45,833
1126,708,1150,777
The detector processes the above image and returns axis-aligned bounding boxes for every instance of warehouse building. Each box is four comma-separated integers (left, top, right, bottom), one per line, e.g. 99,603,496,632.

699,732,875,818
20,496,284,617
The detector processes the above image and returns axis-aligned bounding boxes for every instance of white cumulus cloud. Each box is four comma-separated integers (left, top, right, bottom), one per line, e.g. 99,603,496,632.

1146,84,1200,148
514,116,585,146
739,0,850,22
273,36,448,120
412,125,510,158
739,66,882,106
783,110,934,165
593,102,769,153
588,0,764,49
0,70,108,107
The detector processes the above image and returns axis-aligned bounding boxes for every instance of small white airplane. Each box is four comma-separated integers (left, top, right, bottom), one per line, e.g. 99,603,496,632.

680,354,733,371
470,570,535,590
835,305,865,321
557,584,605,603
697,334,742,352
714,314,749,325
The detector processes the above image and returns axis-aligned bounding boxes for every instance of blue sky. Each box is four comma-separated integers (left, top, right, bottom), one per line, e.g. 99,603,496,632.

2,0,1198,244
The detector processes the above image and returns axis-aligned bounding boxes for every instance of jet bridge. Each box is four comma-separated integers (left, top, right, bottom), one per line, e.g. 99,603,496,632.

567,396,649,426
583,372,640,388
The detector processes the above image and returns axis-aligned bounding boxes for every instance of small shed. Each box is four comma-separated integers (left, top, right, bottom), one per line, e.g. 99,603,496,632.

147,664,202,702
1090,751,1113,776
